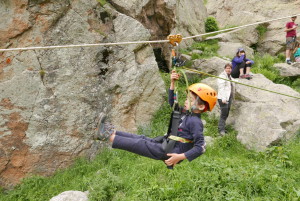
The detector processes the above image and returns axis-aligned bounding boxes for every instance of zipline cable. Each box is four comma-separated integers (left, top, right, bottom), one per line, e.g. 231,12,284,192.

181,67,300,100
0,14,299,52
183,14,300,40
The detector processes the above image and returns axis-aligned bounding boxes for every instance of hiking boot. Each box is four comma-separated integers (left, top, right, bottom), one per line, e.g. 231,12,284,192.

94,113,115,141
245,74,252,80
239,74,246,79
286,60,292,65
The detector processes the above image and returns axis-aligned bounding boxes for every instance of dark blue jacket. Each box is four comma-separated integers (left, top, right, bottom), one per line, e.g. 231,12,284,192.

168,89,205,161
232,55,254,70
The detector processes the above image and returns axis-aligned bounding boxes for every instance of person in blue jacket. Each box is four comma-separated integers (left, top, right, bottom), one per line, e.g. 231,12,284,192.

231,48,254,79
94,70,217,167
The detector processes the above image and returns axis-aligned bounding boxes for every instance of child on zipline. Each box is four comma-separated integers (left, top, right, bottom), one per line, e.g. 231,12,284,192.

94,70,217,167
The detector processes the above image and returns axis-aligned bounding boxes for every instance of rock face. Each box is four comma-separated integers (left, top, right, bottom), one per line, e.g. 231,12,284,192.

217,42,254,59
202,74,300,151
0,0,208,188
0,0,181,188
274,62,300,77
109,0,207,69
206,0,300,55
192,56,230,76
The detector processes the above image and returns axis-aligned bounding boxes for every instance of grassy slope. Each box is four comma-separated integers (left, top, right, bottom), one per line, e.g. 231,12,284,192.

1,41,300,201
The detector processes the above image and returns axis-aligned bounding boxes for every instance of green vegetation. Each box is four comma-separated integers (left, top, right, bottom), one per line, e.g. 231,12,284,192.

252,53,300,92
205,16,219,33
97,0,107,6
1,70,299,201
256,24,268,39
181,39,220,60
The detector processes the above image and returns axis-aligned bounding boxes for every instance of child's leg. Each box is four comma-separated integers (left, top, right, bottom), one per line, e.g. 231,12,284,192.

245,63,251,74
231,62,244,78
112,131,166,160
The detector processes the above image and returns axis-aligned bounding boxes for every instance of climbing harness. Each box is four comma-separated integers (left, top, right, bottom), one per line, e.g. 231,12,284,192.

168,135,193,143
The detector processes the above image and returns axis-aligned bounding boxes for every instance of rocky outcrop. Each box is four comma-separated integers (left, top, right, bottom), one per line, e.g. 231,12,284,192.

202,74,300,151
0,0,168,188
217,42,254,59
206,27,259,48
50,191,89,201
274,62,300,77
192,56,230,76
109,0,207,69
206,0,300,55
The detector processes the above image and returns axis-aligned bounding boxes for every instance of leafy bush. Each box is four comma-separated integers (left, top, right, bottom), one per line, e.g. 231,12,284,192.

205,16,219,33
256,24,268,38
181,39,219,59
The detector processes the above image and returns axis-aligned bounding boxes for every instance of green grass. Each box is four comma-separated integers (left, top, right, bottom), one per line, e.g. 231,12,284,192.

1,72,299,201
181,39,220,60
252,53,300,92
97,0,107,6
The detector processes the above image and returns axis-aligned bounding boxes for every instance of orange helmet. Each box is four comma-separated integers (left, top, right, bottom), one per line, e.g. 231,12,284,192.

188,83,217,111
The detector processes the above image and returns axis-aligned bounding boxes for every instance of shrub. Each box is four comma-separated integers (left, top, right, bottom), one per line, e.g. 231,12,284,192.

205,16,219,33
256,24,268,39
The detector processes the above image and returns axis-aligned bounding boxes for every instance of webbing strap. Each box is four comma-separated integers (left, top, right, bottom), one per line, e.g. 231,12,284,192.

168,135,193,143
162,110,181,153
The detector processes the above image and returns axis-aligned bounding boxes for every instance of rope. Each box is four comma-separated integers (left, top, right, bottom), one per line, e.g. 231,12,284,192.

183,14,300,40
178,69,191,112
181,67,300,100
0,14,299,52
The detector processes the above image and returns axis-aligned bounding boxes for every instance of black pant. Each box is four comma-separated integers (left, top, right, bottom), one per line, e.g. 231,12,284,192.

231,61,251,78
218,96,232,132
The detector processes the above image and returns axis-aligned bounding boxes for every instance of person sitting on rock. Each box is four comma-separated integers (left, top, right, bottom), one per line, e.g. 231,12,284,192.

231,48,254,79
293,41,300,62
93,70,217,168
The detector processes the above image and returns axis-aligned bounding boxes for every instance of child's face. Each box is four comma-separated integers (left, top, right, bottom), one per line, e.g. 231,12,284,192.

184,93,196,110
184,92,205,112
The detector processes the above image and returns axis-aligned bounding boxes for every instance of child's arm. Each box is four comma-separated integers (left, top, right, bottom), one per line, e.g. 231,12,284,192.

232,55,245,64
183,120,205,161
168,70,180,106
170,70,180,90
245,58,254,65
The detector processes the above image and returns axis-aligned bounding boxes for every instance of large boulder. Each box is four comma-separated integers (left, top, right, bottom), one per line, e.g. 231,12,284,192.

109,0,207,69
202,74,300,151
217,42,254,59
206,0,300,55
0,0,166,188
206,27,259,47
274,62,300,77
192,56,230,76
50,191,89,201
